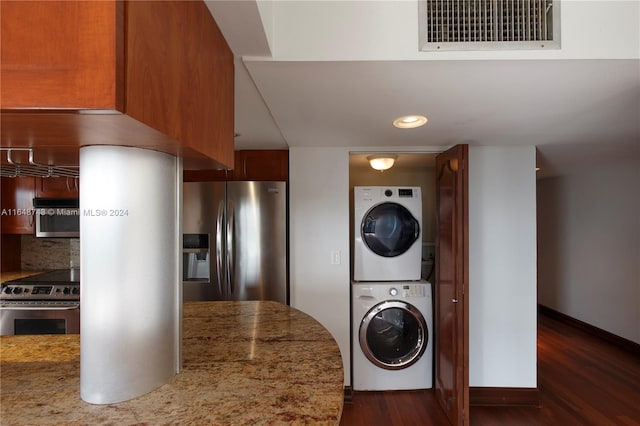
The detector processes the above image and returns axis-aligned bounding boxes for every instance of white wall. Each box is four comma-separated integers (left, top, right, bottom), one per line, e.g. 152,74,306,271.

537,160,640,344
270,0,639,61
468,145,538,388
289,147,351,384
290,145,539,389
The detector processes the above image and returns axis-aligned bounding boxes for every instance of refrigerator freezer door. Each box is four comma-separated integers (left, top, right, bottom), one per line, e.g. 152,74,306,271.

227,181,287,304
183,182,226,301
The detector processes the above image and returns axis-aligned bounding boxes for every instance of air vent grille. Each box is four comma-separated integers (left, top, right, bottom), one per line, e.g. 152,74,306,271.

419,0,560,51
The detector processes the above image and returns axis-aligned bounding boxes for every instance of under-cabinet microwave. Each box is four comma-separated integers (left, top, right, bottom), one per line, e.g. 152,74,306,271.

33,198,80,238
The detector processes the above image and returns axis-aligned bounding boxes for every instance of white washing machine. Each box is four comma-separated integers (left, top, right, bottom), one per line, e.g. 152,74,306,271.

353,186,422,281
352,281,433,391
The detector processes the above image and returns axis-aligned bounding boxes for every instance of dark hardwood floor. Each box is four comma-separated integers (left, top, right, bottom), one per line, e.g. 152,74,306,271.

340,312,640,426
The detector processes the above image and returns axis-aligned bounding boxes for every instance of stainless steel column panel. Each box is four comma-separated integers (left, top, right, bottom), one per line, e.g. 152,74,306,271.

80,146,180,404
227,181,287,304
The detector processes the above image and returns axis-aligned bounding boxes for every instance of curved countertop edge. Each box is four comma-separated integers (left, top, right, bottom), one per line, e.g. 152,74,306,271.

0,300,344,425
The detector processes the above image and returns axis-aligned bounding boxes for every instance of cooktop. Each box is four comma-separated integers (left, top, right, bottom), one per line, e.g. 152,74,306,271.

1,269,80,301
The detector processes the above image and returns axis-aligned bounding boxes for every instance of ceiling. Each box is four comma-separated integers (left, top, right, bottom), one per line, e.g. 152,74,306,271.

206,1,639,179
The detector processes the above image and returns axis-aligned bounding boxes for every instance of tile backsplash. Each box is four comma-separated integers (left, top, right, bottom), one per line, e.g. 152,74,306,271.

21,235,80,270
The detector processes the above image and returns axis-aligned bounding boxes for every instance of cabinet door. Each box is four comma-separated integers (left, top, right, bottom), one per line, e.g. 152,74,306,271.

232,150,288,181
1,0,118,109
183,169,229,182
1,177,36,234
35,176,79,198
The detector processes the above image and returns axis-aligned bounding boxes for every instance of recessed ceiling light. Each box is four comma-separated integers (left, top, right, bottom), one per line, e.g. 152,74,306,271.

393,115,428,129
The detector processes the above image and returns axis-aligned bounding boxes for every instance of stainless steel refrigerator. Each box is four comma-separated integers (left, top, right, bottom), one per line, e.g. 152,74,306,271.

182,181,287,304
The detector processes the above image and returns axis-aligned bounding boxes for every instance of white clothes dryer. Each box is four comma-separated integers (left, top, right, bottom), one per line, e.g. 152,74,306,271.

353,186,422,281
352,281,433,391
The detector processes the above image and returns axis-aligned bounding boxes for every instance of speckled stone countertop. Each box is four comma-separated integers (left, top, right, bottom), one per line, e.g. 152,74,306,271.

0,270,44,283
0,301,344,425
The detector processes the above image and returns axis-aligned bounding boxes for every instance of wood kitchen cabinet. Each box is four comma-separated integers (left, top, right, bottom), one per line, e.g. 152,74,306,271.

0,177,35,234
184,150,289,182
35,177,79,198
0,1,117,110
232,151,289,181
1,0,234,170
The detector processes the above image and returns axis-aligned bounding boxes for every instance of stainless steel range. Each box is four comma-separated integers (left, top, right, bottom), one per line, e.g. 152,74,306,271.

0,269,80,335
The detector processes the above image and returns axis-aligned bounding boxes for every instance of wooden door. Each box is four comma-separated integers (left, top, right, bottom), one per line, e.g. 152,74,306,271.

435,145,469,426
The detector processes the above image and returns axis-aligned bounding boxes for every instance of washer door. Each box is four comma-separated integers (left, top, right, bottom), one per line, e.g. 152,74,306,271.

359,300,428,370
361,202,420,257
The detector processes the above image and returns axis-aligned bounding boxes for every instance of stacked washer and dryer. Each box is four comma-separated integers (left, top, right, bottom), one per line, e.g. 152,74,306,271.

352,186,433,391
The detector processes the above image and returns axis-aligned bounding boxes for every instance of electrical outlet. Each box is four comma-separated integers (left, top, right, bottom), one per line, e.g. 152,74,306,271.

330,250,341,265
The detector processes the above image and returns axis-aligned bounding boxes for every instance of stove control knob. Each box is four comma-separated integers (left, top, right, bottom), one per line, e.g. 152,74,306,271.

71,287,79,295
3,287,12,294
12,287,23,294
63,287,71,295
389,287,398,297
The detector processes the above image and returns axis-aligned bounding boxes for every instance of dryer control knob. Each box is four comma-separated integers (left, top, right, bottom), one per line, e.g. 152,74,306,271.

389,287,398,296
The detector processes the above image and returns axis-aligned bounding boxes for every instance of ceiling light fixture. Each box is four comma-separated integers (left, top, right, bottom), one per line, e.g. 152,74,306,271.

367,154,398,171
393,115,428,129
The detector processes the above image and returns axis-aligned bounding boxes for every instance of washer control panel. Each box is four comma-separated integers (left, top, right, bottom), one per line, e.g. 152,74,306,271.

354,282,431,300
386,284,426,298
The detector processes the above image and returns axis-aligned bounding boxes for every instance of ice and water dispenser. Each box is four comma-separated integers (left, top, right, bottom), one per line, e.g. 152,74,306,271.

183,234,210,282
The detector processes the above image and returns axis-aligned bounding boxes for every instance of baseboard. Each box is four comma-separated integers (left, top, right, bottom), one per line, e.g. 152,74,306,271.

469,387,540,407
538,305,640,356
343,386,353,403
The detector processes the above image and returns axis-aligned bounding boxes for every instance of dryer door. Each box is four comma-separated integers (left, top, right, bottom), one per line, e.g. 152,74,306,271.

361,202,420,257
359,300,428,370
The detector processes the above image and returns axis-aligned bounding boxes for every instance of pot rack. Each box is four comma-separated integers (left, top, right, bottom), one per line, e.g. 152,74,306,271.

0,148,79,178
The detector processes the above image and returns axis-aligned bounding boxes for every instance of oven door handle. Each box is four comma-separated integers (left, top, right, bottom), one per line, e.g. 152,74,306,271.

0,304,80,311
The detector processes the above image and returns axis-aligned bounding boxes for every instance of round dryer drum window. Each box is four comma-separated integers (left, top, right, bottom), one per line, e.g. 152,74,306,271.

359,300,428,370
361,203,420,257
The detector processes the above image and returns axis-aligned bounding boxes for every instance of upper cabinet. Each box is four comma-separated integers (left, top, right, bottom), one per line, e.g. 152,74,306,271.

184,151,289,182
232,151,289,181
0,177,35,235
35,177,79,198
0,0,234,170
1,1,118,109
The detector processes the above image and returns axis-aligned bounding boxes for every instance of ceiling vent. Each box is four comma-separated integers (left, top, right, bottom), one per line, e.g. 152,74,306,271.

419,0,560,51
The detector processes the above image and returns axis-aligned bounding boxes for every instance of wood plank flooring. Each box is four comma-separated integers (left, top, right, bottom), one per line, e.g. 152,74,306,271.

340,312,640,426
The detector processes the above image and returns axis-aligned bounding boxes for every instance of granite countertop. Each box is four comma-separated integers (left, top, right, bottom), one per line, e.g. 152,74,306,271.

0,301,344,425
0,270,45,283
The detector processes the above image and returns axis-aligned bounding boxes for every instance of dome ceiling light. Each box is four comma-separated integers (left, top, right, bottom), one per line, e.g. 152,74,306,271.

393,115,428,129
367,154,398,171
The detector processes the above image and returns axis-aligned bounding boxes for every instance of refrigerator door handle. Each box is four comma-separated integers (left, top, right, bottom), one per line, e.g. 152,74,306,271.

216,200,225,296
226,201,235,297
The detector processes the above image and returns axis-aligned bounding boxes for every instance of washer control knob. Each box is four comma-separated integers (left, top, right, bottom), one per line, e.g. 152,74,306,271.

389,287,398,296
